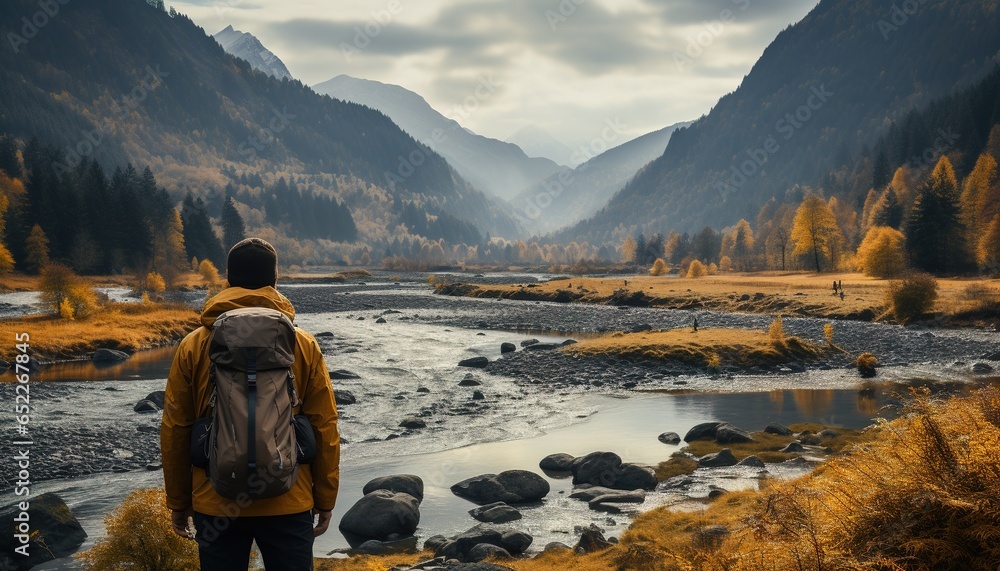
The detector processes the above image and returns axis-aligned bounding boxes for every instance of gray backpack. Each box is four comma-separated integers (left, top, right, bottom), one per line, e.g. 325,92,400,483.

198,307,303,499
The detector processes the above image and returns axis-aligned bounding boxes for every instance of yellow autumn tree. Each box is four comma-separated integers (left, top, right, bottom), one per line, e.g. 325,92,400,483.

152,209,187,288
25,224,49,274
649,258,668,276
686,259,708,278
792,193,844,273
621,236,637,263
856,226,907,278
980,215,1000,274
198,259,220,284
961,153,999,240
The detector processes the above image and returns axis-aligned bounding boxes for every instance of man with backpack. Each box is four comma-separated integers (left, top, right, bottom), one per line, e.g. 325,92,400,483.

161,238,340,570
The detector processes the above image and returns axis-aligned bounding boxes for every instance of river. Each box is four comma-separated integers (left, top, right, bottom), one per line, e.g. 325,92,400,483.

1,273,997,568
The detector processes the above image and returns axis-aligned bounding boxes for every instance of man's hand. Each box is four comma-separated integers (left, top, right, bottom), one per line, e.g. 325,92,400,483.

171,508,195,539
313,509,332,537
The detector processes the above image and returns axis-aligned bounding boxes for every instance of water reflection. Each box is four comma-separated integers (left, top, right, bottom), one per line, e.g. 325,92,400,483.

0,345,176,383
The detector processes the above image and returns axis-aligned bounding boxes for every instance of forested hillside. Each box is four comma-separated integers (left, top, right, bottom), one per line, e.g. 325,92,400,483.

563,0,1000,243
0,0,521,264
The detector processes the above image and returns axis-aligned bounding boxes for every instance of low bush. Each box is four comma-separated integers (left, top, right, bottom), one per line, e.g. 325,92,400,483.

886,272,938,323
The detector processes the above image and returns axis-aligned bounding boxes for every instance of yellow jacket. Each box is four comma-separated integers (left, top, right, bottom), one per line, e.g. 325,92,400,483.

161,286,340,516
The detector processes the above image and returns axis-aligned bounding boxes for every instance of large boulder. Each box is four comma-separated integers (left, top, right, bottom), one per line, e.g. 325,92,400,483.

972,363,994,375
500,531,533,554
571,452,657,490
362,474,424,503
93,348,130,363
500,343,517,354
575,524,613,553
335,390,357,405
764,423,793,436
0,493,87,571
469,502,522,524
459,356,490,368
715,424,754,444
539,453,575,472
143,391,166,409
698,449,738,468
451,470,550,505
468,543,512,562
684,422,724,442
339,490,420,540
133,399,159,413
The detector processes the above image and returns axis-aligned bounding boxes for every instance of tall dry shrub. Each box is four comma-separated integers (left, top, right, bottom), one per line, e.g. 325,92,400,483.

887,272,938,323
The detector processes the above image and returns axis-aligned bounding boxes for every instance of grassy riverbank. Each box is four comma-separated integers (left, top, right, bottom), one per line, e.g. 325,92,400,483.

0,302,199,362
312,387,1000,571
436,272,1000,326
563,327,831,368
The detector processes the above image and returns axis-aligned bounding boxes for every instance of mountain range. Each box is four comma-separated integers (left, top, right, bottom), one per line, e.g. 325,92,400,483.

505,125,577,167
0,0,522,245
561,0,1000,242
314,75,566,202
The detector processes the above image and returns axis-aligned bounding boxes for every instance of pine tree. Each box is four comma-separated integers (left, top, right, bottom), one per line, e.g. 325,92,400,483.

871,187,904,229
979,215,1000,275
221,196,246,252
906,156,972,274
731,219,755,272
181,194,226,267
960,153,998,241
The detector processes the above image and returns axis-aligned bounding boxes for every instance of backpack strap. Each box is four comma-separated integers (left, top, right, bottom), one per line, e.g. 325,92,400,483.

246,348,257,472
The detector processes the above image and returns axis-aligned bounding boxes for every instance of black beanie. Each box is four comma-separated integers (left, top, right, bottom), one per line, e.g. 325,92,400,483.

227,238,278,289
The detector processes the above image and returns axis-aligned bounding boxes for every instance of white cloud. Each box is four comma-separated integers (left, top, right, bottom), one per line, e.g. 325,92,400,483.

171,0,818,145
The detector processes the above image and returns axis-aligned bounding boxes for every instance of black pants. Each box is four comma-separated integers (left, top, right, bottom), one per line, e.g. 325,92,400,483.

194,511,314,571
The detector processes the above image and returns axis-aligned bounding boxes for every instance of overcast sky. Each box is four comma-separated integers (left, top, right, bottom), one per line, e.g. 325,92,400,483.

171,0,819,146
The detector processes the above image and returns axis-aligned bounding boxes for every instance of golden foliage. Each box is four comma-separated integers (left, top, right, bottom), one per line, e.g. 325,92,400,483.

856,226,907,278
792,192,844,272
856,352,879,378
767,315,785,346
650,258,669,276
719,256,733,272
621,236,638,263
979,214,1000,274
198,259,220,284
39,263,99,317
145,272,166,293
59,297,75,320
76,488,199,571
887,272,938,323
686,260,708,278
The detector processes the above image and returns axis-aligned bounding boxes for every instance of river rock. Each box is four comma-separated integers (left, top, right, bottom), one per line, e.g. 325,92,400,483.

459,374,482,386
335,390,357,405
133,399,159,413
561,339,578,346
500,343,516,354
520,339,540,347
143,390,166,409
524,343,560,351
424,535,450,553
571,452,657,490
715,424,754,444
780,442,805,453
472,390,485,400
0,493,87,570
468,543,512,562
658,432,681,445
355,536,418,555
764,423,793,436
982,351,1000,361
500,531,532,554
569,485,620,501
363,474,424,503
972,363,994,374
451,470,550,505
329,369,361,379
589,490,646,512
539,453,575,472
575,524,613,553
698,449,737,467
684,422,724,442
818,429,839,439
93,348,130,362
339,490,420,540
375,317,387,324
399,417,426,429
459,357,489,368
544,542,572,553
736,455,766,468
469,502,522,523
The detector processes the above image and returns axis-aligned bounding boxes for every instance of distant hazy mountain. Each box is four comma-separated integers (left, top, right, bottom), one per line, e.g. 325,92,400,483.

214,25,293,81
562,0,1000,242
512,121,692,233
314,75,565,201
506,124,576,167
